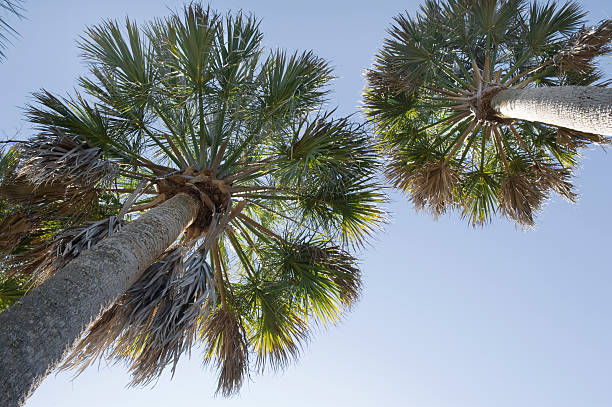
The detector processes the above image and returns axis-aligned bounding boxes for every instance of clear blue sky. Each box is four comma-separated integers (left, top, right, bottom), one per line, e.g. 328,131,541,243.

1,1,612,406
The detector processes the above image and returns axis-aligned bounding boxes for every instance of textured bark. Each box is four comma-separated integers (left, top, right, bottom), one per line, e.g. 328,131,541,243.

0,193,199,407
491,86,612,135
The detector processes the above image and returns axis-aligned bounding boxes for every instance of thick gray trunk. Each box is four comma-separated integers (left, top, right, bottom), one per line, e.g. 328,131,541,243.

0,193,199,407
491,86,612,136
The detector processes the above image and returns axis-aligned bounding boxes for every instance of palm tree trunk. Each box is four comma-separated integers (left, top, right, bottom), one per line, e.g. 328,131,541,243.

491,86,612,135
0,193,199,407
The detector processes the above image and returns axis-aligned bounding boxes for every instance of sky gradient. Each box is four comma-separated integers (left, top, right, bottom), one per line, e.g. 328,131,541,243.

1,1,611,406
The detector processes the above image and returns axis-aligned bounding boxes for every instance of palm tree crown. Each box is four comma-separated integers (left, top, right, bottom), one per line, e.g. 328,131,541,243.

365,0,611,227
0,5,384,395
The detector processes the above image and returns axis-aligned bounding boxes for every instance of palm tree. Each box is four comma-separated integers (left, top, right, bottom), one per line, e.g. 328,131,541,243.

0,0,24,61
0,5,385,406
364,0,612,227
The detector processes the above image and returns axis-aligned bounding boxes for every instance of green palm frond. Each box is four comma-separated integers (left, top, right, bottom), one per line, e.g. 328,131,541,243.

260,50,333,120
0,0,24,61
524,0,585,52
231,230,361,371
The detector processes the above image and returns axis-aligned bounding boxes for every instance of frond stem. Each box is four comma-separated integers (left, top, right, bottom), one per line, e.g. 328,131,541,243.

492,126,511,172
443,120,477,165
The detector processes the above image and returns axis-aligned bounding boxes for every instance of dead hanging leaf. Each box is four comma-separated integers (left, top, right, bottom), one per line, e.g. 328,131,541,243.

556,127,611,150
0,212,34,254
17,129,118,188
365,67,420,94
499,172,547,228
5,240,57,280
6,216,122,284
61,247,216,386
387,159,459,217
533,165,577,203
0,175,100,223
201,307,249,397
554,19,612,74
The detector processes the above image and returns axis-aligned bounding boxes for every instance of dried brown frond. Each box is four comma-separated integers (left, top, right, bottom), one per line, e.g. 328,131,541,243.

9,216,123,284
0,175,68,202
60,304,126,375
0,212,34,254
60,248,188,374
554,19,612,73
17,130,118,188
0,175,99,222
556,127,611,150
119,249,215,385
365,68,412,93
201,307,249,397
4,239,56,279
533,165,577,203
387,159,459,217
499,172,547,228
62,247,216,386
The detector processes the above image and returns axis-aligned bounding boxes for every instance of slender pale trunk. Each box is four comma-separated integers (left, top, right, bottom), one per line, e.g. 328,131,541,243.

0,193,199,407
491,86,612,136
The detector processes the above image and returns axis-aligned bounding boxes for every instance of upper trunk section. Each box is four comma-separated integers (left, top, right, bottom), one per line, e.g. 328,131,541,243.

491,86,612,136
0,193,199,407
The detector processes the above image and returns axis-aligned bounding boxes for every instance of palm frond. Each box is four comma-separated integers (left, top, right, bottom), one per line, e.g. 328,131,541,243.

554,19,612,73
201,306,248,396
498,171,546,228
556,126,611,150
0,211,33,254
262,234,362,324
534,164,576,202
0,177,100,222
460,170,499,226
524,0,586,52
0,0,24,61
7,216,122,283
62,247,216,384
26,91,144,164
260,50,333,120
17,129,118,188
388,159,459,217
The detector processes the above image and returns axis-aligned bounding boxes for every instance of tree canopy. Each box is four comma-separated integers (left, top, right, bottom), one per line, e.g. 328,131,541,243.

365,0,611,227
0,5,385,395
